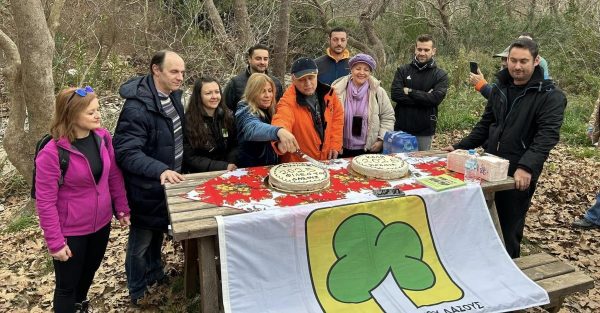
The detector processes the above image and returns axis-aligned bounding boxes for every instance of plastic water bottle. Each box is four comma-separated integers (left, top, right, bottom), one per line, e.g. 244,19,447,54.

464,149,480,184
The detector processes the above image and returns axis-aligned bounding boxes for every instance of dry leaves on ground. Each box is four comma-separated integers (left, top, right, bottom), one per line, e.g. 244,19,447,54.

0,137,598,312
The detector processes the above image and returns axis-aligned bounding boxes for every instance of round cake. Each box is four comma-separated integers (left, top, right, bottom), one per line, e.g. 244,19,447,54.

269,163,330,193
351,154,409,179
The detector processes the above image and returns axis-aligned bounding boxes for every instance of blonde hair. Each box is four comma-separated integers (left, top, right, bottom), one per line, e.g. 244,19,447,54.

50,87,97,142
242,73,276,119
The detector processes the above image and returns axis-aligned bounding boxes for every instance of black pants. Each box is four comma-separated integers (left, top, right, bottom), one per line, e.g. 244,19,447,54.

495,183,537,258
53,223,111,313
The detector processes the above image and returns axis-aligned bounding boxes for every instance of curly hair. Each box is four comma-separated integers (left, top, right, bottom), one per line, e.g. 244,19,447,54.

185,77,234,150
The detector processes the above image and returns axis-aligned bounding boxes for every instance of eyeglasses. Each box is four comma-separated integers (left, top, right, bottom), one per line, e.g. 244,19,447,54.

67,86,94,103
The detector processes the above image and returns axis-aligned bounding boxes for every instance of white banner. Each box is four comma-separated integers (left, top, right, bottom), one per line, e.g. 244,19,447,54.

217,186,548,313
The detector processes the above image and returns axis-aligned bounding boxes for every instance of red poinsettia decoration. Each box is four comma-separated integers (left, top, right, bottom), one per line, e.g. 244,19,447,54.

329,168,390,193
276,189,344,207
413,160,449,176
197,173,272,205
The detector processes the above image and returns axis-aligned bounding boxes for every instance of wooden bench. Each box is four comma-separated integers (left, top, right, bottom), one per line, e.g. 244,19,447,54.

515,252,594,312
165,167,593,313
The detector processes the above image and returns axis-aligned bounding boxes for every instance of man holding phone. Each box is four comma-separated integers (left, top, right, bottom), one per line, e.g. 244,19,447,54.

391,34,448,151
444,38,566,258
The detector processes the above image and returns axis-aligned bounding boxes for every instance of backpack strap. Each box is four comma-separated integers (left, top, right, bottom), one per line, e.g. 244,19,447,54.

57,147,70,186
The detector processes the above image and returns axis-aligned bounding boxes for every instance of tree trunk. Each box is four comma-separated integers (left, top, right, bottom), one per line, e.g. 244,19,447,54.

271,0,291,83
358,0,391,68
1,0,56,185
528,0,537,22
437,0,452,41
204,0,238,62
232,0,252,50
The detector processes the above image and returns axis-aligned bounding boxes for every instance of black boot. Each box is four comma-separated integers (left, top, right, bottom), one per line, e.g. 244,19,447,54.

74,300,90,313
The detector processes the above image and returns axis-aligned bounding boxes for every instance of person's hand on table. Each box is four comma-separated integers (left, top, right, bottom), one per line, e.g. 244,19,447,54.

513,168,532,191
277,128,299,153
442,145,455,152
369,140,383,152
327,149,339,160
160,169,185,185
227,164,238,171
51,245,73,262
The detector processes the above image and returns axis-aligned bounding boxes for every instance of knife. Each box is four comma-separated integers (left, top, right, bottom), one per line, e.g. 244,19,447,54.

294,150,328,169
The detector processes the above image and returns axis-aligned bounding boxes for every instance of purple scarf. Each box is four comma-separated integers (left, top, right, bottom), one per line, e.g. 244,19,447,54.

343,79,369,150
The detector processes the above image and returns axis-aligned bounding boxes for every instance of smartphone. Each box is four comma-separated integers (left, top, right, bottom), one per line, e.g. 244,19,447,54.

469,61,479,74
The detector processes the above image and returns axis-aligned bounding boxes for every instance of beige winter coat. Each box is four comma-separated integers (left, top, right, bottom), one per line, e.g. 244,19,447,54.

331,75,395,151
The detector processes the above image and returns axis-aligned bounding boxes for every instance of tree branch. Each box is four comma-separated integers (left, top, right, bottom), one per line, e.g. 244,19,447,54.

204,0,238,62
47,0,66,39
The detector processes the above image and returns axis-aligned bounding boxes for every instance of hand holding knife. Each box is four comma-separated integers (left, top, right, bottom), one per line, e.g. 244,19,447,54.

294,150,328,169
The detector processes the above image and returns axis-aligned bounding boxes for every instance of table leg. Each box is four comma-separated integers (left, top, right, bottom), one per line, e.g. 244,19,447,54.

183,239,199,297
198,236,219,313
484,191,505,246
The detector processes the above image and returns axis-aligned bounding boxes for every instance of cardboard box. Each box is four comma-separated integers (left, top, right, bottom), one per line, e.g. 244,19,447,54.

447,149,509,182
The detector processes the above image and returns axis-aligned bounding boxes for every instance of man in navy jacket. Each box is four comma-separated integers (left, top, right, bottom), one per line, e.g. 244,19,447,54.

113,50,186,305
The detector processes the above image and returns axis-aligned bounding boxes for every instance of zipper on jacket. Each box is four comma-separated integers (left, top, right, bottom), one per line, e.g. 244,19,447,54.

495,84,542,151
58,142,104,231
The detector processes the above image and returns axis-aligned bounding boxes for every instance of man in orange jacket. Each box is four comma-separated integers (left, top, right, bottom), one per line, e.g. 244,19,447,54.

272,57,344,162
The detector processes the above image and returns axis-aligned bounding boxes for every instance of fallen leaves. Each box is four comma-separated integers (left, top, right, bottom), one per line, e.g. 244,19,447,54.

0,136,599,312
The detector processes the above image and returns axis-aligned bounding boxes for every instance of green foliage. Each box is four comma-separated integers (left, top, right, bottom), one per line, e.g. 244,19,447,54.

560,93,596,145
568,147,600,160
437,86,486,132
6,214,36,233
0,172,28,199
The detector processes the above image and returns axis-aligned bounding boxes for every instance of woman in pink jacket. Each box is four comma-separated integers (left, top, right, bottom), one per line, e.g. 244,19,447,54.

35,86,130,313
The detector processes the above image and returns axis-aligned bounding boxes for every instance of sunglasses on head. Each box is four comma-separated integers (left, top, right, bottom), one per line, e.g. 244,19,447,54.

67,86,94,103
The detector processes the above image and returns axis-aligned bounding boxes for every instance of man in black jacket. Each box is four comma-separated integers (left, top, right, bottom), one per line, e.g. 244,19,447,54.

113,50,186,305
444,38,566,258
223,44,283,113
391,34,448,151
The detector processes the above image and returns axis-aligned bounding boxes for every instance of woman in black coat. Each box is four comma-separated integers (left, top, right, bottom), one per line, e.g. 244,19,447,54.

183,77,238,173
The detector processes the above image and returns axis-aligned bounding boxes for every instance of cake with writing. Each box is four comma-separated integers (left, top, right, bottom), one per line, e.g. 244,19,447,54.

351,154,409,179
269,163,330,192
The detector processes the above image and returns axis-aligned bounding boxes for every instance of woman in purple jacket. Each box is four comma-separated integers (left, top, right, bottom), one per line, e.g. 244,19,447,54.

35,86,130,313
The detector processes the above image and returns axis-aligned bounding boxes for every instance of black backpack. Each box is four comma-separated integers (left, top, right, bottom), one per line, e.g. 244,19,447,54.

31,134,70,199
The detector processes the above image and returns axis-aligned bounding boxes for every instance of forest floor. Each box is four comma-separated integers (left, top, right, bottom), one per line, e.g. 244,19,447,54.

0,132,598,312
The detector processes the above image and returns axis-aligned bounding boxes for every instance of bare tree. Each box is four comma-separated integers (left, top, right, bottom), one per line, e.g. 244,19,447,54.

305,0,391,67
0,0,64,212
271,0,292,82
232,0,252,50
204,0,239,62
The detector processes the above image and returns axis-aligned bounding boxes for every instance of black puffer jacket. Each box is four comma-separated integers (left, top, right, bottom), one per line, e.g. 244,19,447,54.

453,67,566,181
113,75,184,231
390,58,448,136
223,67,284,113
183,107,238,173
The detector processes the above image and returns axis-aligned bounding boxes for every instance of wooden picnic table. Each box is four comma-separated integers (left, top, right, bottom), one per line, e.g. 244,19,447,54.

164,153,515,313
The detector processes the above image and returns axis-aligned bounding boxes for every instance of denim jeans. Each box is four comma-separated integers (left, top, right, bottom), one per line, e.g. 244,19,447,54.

584,193,600,226
125,226,165,300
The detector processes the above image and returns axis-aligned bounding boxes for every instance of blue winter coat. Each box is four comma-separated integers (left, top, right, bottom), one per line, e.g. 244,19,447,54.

113,75,185,230
235,101,280,167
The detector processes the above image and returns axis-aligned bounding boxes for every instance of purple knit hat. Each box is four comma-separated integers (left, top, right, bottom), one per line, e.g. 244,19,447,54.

348,53,376,71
